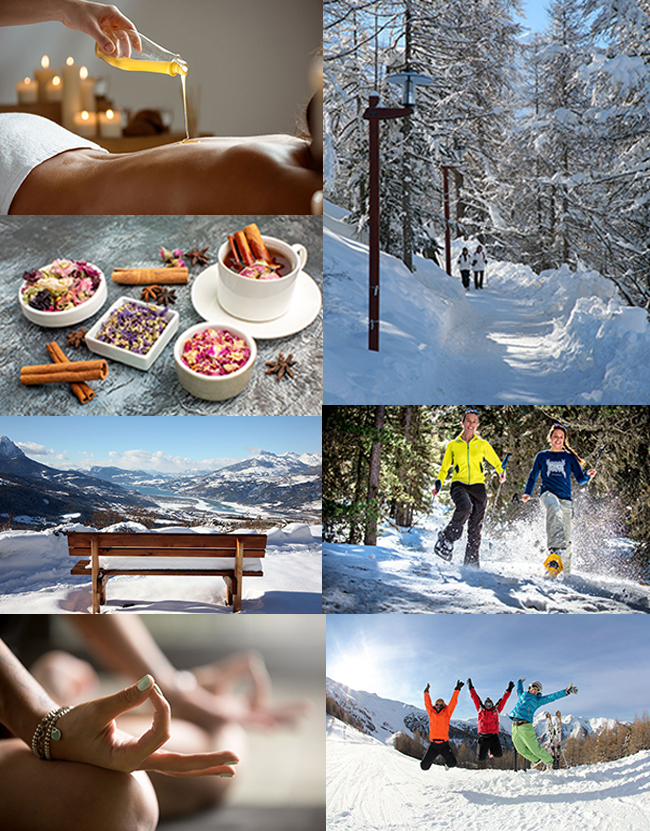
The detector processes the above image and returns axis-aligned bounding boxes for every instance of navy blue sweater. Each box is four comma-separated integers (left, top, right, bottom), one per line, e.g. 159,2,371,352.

524,450,590,501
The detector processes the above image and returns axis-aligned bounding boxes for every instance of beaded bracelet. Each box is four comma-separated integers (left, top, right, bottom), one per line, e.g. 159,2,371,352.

31,706,73,760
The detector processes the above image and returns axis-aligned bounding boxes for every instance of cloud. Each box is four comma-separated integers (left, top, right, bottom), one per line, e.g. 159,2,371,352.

105,449,238,473
246,445,262,455
17,441,49,456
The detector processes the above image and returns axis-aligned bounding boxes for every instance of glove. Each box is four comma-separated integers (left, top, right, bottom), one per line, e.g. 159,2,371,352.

467,678,473,689
519,678,526,684
432,480,441,496
566,683,578,695
507,681,515,692
455,680,465,691
424,683,430,694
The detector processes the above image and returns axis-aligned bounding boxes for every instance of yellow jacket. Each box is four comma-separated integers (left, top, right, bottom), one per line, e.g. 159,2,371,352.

437,435,503,486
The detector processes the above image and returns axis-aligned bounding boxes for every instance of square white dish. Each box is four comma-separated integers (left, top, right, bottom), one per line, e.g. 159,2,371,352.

85,296,179,370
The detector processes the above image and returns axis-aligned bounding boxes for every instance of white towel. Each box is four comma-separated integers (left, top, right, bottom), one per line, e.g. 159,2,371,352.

0,113,106,214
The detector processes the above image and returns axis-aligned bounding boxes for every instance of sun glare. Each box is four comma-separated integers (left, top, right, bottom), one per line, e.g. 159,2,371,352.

329,643,383,693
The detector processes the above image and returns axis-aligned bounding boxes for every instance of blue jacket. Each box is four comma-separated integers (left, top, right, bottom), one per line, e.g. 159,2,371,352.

524,450,590,501
508,679,568,723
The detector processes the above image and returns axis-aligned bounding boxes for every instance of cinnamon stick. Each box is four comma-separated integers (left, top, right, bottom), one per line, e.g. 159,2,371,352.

228,234,242,269
20,359,108,385
111,267,189,285
233,232,255,267
45,342,95,404
243,223,272,262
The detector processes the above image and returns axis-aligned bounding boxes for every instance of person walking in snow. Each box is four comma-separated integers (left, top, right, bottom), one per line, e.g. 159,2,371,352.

432,408,506,567
457,247,471,291
468,678,514,764
522,423,596,577
420,680,464,770
509,679,577,769
471,245,487,289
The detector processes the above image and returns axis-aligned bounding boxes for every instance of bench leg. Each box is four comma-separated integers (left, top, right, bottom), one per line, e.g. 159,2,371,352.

223,576,234,606
99,573,109,606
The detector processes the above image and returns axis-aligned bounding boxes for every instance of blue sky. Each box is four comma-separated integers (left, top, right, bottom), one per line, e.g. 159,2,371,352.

0,416,321,473
521,0,549,33
327,615,650,722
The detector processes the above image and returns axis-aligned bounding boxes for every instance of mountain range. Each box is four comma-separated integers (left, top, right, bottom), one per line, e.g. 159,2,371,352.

0,436,322,523
326,677,624,751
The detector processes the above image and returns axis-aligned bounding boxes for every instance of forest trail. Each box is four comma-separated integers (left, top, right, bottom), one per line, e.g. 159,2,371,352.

324,201,650,404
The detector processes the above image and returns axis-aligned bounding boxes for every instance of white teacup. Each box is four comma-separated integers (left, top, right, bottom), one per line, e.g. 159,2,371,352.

217,235,308,322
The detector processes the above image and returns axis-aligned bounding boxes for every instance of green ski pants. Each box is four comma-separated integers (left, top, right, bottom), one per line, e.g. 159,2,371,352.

512,722,553,765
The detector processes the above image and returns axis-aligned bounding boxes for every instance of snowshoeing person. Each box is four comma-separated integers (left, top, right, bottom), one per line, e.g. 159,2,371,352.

509,679,578,770
420,680,464,770
432,408,506,567
522,423,596,577
468,678,514,764
457,247,471,291
471,245,487,289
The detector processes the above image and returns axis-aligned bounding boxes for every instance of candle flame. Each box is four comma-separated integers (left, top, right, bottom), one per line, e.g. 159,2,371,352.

41,55,50,69
66,56,74,66
81,110,89,121
80,66,89,80
52,76,61,86
106,109,114,119
24,77,31,85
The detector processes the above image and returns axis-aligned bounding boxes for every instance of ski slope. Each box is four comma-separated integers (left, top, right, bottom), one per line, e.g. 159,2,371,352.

322,511,650,614
323,201,650,404
327,716,650,831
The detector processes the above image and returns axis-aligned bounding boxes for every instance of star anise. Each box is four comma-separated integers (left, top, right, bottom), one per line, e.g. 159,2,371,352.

141,285,161,302
65,327,87,348
184,246,211,266
265,352,297,381
154,287,177,306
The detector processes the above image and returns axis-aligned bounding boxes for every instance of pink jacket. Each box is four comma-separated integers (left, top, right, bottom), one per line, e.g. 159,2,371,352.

470,687,511,734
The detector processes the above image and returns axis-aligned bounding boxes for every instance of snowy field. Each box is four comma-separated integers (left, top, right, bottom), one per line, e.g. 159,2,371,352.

327,716,650,831
323,201,650,404
323,507,650,614
0,522,322,614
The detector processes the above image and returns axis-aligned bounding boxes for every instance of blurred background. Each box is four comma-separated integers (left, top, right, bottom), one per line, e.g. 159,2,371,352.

0,0,322,139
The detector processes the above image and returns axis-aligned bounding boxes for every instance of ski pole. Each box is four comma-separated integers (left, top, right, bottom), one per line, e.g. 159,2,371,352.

593,443,613,469
484,453,510,528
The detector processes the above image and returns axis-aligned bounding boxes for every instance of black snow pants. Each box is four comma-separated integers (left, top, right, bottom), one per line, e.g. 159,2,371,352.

420,740,457,770
460,270,470,290
477,733,503,760
444,481,488,567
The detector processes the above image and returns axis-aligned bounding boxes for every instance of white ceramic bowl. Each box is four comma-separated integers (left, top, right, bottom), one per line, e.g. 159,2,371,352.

217,235,308,322
174,322,256,401
18,266,107,328
85,296,179,371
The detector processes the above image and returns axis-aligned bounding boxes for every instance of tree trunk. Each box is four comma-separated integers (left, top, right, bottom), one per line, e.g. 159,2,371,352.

364,405,385,545
394,406,413,527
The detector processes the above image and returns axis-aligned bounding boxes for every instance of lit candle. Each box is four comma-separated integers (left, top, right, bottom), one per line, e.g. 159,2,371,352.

34,55,56,103
79,66,96,112
98,108,122,138
17,76,39,104
44,75,63,102
73,109,97,138
61,56,81,131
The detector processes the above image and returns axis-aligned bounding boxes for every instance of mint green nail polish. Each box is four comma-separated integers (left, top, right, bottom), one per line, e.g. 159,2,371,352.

153,682,163,695
219,773,235,778
137,675,152,691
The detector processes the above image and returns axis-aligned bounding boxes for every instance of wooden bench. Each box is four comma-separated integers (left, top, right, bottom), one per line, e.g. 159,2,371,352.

68,531,266,614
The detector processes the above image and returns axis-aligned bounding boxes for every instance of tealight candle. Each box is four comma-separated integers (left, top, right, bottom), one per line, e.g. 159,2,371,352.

34,55,56,103
79,66,96,112
44,75,63,102
98,108,122,138
73,109,97,138
17,76,39,104
61,57,81,131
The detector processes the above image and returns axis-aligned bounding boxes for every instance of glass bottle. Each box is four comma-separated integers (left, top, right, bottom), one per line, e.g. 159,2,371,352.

95,34,187,77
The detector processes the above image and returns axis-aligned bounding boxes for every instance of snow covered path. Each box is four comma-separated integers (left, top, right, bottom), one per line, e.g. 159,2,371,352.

322,513,650,614
327,718,650,831
323,202,650,403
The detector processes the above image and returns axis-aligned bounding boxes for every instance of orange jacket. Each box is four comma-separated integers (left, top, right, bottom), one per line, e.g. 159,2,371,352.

424,689,459,741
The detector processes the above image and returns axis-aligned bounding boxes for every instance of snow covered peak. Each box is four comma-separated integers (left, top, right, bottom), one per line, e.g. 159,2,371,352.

0,436,26,458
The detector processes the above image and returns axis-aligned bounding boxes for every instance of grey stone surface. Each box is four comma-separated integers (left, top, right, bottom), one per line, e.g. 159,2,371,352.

0,215,322,415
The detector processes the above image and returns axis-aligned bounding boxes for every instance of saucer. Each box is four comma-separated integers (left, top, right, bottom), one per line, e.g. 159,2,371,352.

191,266,322,339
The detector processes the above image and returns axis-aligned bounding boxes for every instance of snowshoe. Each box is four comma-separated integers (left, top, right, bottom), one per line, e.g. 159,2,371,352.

434,531,453,561
543,551,564,578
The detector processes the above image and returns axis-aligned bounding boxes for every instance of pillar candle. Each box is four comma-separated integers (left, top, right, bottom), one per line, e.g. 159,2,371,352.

98,108,122,138
73,110,97,138
79,67,96,112
61,57,81,131
17,77,39,104
44,75,63,102
34,56,56,103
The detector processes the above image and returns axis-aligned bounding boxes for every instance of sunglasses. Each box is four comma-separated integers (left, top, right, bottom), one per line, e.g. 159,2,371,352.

464,408,479,415
552,423,567,432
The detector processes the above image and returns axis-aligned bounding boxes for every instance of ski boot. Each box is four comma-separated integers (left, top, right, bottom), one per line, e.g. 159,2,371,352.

434,531,453,561
543,550,564,578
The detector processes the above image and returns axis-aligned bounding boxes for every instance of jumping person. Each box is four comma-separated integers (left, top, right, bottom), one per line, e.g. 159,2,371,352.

471,245,487,289
433,409,506,567
420,680,464,771
509,678,577,769
522,423,596,576
457,247,471,291
468,678,514,765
